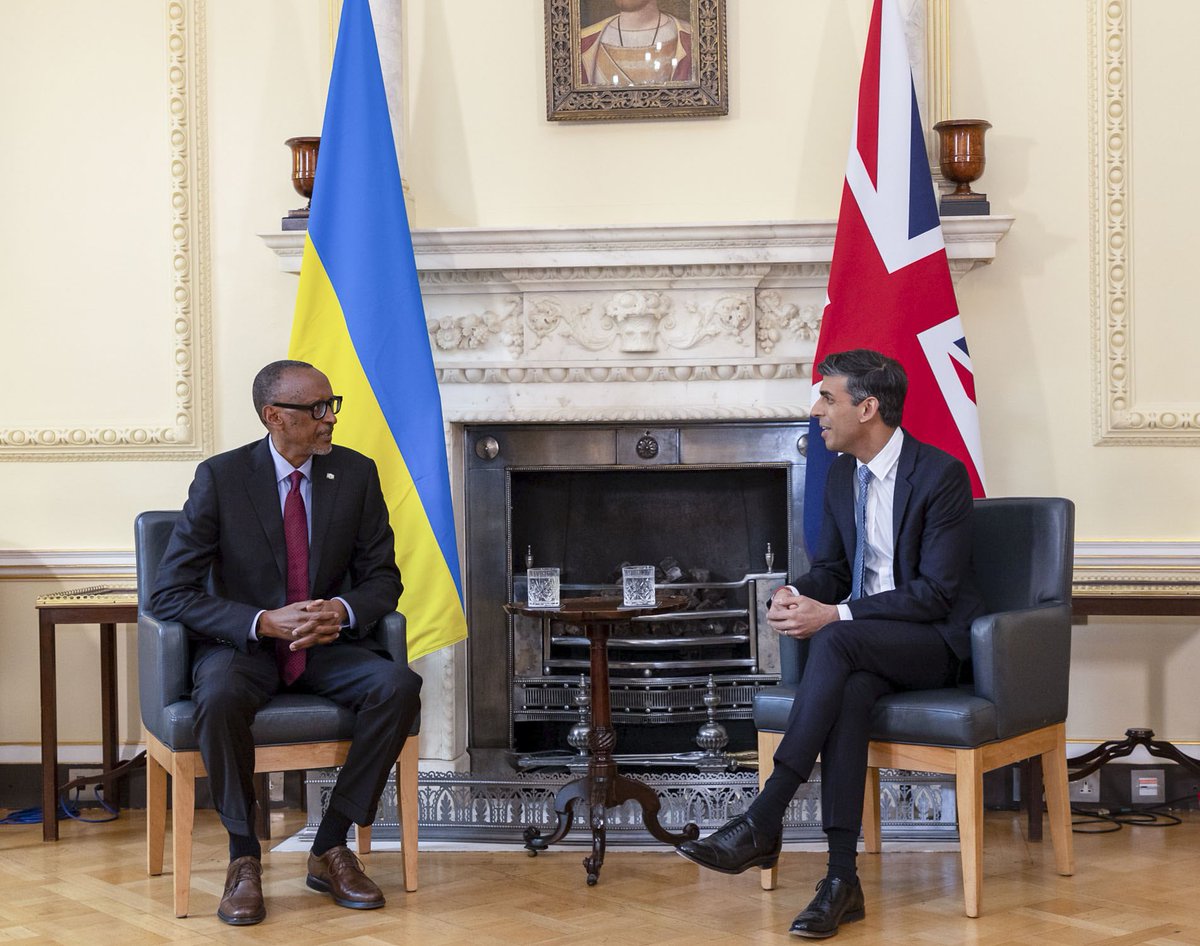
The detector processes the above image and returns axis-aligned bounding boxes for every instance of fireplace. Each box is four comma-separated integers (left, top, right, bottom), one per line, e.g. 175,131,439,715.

266,219,1008,841
463,421,809,766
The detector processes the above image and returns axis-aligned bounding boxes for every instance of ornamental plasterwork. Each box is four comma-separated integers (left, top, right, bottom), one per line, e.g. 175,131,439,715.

426,296,523,357
519,290,755,356
437,362,809,387
0,0,213,461
757,290,821,353
1091,0,1200,443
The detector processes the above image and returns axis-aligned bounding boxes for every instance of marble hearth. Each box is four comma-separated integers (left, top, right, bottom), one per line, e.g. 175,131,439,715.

263,218,1011,774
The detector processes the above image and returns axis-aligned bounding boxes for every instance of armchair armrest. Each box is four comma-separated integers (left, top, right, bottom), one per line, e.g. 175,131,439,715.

373,611,408,664
776,632,810,686
970,602,1072,739
137,613,192,740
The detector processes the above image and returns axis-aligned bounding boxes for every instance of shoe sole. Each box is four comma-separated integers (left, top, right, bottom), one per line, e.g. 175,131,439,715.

217,908,265,926
674,845,780,875
305,874,386,910
789,907,866,938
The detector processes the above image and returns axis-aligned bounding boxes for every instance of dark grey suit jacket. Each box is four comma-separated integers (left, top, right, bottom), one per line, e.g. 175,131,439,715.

149,436,402,653
793,430,984,660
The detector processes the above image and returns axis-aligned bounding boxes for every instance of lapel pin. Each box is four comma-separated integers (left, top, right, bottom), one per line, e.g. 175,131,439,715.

327,473,335,479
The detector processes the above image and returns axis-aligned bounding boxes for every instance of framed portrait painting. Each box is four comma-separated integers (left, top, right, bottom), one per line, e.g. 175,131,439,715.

545,0,728,121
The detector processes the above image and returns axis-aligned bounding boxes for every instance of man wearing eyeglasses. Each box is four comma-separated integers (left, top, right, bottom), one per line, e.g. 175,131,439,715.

150,359,421,926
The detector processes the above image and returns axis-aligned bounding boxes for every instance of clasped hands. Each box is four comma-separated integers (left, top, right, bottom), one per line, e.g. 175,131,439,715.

767,586,840,639
257,599,347,651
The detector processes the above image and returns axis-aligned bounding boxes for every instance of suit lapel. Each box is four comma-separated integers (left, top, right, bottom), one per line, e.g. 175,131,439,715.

892,430,919,546
309,451,342,588
246,436,288,586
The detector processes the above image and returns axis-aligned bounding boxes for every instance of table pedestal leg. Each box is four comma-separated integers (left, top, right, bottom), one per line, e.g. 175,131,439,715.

521,621,699,884
523,778,588,853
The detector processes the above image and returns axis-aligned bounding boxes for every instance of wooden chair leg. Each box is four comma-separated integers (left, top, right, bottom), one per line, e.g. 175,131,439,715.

757,730,781,891
253,772,271,840
356,820,373,854
171,752,197,919
1041,724,1075,877
146,750,167,876
1020,757,1044,841
398,734,420,892
862,765,882,854
955,749,984,918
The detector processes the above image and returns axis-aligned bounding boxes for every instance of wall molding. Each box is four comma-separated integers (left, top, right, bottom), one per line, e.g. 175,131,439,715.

0,551,135,583
2,543,1195,586
1091,0,1200,443
0,0,214,462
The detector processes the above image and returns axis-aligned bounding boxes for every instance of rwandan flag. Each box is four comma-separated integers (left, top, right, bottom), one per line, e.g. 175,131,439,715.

288,0,467,661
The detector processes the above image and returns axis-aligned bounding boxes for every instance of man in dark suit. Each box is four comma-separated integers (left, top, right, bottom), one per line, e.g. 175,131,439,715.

151,359,422,926
678,349,983,938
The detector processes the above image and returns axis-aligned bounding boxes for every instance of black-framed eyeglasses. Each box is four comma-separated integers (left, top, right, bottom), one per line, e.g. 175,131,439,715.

270,395,342,419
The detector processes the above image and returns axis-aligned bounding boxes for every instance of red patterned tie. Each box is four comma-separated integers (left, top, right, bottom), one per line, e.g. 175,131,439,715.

277,470,309,684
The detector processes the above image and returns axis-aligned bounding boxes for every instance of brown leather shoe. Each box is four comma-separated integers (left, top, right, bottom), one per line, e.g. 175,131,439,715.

218,856,265,926
306,845,385,910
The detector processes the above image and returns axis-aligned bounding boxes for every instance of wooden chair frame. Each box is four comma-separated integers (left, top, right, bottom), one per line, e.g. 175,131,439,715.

756,725,1074,917
146,730,419,918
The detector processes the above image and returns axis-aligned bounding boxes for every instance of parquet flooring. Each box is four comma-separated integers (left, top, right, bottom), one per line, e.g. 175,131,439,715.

1,807,1198,944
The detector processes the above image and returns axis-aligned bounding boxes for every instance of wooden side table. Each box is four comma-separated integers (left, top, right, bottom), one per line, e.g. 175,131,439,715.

505,594,700,885
36,585,138,841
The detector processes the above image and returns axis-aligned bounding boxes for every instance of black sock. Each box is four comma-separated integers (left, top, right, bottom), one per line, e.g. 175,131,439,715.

826,827,858,882
747,762,804,828
312,808,354,857
229,832,261,862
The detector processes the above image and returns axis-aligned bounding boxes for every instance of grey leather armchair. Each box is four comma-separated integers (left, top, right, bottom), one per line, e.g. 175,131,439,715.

135,510,419,917
753,496,1075,917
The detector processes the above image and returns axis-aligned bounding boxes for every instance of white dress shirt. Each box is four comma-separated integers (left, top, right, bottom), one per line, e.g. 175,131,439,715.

836,427,903,619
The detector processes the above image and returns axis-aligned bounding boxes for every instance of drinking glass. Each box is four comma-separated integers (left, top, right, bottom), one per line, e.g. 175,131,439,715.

622,565,656,607
526,567,560,608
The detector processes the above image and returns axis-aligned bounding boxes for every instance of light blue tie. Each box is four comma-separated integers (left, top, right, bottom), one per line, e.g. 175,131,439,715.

851,465,874,600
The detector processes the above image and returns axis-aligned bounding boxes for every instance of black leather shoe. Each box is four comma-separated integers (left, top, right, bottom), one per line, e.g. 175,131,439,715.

789,876,865,939
676,813,782,874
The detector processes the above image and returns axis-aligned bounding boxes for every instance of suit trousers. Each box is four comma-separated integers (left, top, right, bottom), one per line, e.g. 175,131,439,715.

773,619,955,835
192,639,422,838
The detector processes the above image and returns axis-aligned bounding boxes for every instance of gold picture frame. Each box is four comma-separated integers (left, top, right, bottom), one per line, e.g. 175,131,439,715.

545,0,728,121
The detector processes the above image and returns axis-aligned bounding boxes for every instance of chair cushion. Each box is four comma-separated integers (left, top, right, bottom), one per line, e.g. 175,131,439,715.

866,688,998,748
155,692,422,753
157,694,359,753
753,684,999,750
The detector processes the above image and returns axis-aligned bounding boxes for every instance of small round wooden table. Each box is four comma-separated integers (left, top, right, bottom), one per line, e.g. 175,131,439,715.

504,594,700,885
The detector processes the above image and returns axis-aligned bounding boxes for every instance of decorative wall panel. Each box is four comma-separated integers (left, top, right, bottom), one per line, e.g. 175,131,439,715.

1091,0,1200,443
0,0,213,461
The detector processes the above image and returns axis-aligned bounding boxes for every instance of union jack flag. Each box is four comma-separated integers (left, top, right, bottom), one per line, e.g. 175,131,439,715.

803,0,986,552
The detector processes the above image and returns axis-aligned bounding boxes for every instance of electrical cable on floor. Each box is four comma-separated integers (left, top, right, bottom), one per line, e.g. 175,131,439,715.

1071,794,1189,834
59,785,119,824
0,786,120,826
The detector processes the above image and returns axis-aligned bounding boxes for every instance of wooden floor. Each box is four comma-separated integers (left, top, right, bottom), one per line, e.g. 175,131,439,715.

2,807,1199,944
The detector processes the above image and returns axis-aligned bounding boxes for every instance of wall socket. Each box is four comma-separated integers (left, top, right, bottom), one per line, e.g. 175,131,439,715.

1131,768,1166,805
1069,771,1101,803
65,767,105,804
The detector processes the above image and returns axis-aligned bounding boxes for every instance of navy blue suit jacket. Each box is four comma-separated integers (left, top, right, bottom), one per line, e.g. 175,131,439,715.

150,436,402,653
792,430,984,660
